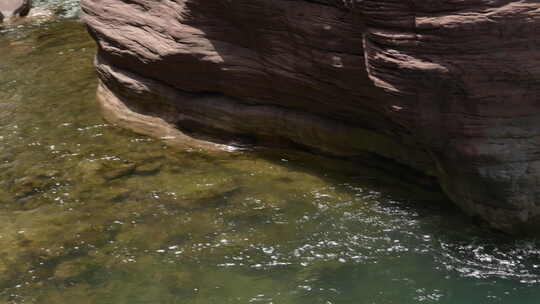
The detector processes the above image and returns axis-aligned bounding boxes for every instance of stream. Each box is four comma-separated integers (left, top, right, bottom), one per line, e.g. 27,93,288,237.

2,2,540,303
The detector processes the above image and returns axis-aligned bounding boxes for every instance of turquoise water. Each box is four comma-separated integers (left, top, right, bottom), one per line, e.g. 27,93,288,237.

2,9,540,304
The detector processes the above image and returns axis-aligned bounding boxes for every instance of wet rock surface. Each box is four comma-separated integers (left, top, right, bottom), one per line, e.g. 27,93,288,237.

81,0,540,234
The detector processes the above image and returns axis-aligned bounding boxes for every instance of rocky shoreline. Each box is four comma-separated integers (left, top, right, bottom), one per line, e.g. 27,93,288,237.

82,0,540,234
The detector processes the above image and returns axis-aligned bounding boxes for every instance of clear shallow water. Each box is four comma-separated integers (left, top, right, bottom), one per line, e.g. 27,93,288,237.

33,0,80,18
2,16,540,304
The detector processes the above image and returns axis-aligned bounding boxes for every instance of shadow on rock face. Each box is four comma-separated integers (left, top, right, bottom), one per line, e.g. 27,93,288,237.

0,0,31,21
81,0,540,234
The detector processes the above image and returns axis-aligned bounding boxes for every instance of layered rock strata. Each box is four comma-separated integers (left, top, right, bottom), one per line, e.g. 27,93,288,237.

82,0,540,234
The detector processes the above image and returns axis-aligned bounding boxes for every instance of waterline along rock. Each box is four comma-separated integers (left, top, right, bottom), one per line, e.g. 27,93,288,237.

81,0,540,234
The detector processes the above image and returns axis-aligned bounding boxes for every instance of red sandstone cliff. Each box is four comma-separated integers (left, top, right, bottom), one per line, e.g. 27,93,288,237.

0,0,31,21
81,0,540,233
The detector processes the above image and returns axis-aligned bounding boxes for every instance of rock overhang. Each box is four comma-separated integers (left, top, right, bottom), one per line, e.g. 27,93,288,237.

81,0,540,234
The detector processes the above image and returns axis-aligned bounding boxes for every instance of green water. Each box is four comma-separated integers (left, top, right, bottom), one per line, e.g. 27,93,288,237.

2,16,540,304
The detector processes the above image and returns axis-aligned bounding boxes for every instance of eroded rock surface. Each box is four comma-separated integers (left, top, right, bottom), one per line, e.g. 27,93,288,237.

82,0,540,233
0,0,31,20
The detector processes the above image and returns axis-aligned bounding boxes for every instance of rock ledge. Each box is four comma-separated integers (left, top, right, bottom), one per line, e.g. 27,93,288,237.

82,0,540,234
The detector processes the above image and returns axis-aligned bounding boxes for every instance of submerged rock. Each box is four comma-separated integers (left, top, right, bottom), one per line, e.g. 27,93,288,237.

134,160,162,176
81,0,540,234
54,258,94,281
100,162,136,181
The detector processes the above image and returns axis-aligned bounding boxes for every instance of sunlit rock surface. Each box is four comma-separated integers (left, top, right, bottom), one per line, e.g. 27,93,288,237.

81,0,540,234
0,0,31,20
